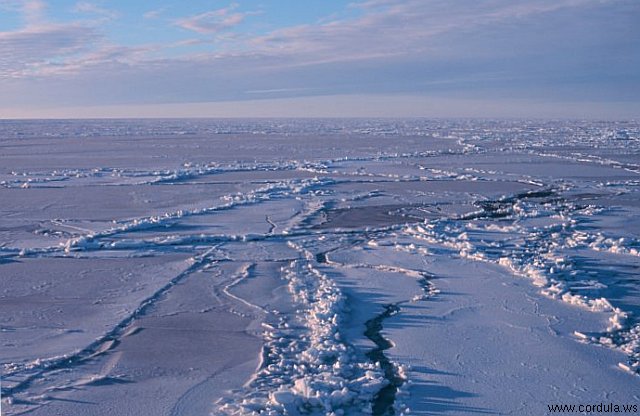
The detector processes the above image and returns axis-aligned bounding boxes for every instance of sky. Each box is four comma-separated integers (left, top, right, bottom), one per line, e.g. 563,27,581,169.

0,0,639,119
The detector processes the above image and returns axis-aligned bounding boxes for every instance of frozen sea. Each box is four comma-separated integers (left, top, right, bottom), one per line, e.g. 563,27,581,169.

1,119,639,415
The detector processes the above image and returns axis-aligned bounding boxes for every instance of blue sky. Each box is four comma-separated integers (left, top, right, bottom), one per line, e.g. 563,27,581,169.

0,0,638,118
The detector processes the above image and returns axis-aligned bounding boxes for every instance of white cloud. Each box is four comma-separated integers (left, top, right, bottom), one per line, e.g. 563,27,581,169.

0,0,636,114
0,24,100,78
1,0,622,80
4,95,638,119
22,0,47,26
0,0,119,79
143,7,166,20
175,3,252,35
245,87,318,94
73,2,119,21
244,0,613,66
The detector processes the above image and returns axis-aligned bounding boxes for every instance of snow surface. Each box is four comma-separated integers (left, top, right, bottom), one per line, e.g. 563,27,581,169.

1,119,639,415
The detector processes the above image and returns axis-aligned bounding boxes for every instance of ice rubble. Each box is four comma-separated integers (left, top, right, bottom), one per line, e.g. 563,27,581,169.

2,119,639,415
217,242,387,416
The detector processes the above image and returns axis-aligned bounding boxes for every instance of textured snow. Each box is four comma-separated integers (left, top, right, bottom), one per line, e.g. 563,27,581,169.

1,119,639,415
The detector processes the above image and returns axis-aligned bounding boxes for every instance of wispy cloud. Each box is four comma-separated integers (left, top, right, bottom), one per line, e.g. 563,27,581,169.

245,87,318,95
175,3,253,35
143,7,166,20
246,0,613,66
0,0,637,116
0,24,100,78
0,0,117,78
0,0,102,78
1,0,624,79
23,0,47,26
73,2,119,21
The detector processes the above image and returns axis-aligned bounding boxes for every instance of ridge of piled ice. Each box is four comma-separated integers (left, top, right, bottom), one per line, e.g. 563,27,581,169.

2,119,639,414
405,190,640,373
216,242,386,415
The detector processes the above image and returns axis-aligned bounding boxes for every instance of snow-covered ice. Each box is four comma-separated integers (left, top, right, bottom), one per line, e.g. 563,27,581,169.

1,119,639,415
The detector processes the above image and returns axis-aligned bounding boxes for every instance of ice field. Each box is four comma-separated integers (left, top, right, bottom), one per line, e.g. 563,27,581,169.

1,119,639,415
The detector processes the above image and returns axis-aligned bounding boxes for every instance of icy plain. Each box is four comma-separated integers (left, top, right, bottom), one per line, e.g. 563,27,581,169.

1,119,639,415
